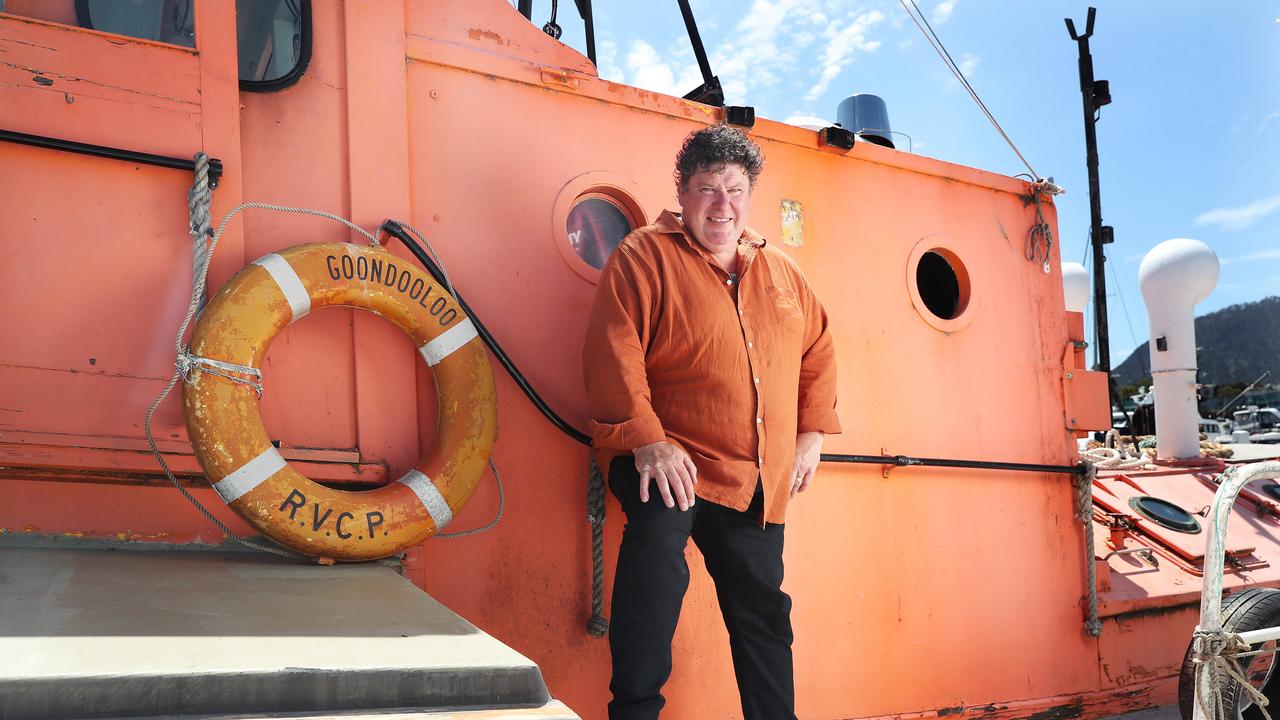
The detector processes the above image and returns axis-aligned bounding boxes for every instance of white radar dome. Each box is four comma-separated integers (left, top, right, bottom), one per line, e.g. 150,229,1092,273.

1061,262,1089,313
1138,238,1219,306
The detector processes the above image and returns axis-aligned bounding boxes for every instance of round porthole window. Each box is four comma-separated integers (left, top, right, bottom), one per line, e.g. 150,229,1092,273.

906,238,976,333
917,251,962,319
567,195,635,271
552,172,648,283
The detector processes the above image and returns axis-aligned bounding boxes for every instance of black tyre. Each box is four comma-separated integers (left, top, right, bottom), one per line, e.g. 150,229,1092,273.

1179,587,1280,720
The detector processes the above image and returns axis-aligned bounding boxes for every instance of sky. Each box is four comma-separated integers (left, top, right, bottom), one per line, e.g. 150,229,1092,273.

528,0,1279,368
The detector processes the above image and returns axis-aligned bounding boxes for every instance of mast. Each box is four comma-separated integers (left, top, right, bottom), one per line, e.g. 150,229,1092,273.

1065,7,1114,373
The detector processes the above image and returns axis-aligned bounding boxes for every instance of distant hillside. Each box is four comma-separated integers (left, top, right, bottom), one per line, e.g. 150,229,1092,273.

1113,295,1280,389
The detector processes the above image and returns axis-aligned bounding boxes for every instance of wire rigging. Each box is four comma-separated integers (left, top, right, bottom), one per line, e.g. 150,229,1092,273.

898,0,1042,181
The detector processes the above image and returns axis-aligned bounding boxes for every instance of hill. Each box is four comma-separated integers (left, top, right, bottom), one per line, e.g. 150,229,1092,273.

1113,295,1280,391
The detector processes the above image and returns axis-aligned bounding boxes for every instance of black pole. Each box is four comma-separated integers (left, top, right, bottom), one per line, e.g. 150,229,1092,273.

518,0,533,20
820,454,1085,477
676,0,714,84
1065,8,1113,375
0,128,223,187
581,0,596,66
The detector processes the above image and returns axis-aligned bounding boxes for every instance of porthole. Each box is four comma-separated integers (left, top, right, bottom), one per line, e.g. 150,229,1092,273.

906,238,976,333
1128,496,1201,534
552,172,648,283
567,195,635,271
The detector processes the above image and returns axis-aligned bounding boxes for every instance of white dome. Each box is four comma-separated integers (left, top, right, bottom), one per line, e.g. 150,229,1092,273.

1061,262,1089,313
1138,238,1219,307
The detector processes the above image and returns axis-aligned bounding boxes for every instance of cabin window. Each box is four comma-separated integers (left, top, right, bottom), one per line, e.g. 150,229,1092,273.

0,0,195,46
0,0,311,90
237,0,311,90
568,195,635,271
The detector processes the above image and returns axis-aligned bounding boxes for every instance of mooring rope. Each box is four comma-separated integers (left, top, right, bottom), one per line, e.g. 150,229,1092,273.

142,153,303,560
1192,627,1273,720
1074,462,1102,637
587,456,609,637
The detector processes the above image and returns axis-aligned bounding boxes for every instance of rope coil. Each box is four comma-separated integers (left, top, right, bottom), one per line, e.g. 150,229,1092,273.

1026,182,1057,274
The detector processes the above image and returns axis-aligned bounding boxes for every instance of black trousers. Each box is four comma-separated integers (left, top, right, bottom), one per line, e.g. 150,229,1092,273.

607,456,796,720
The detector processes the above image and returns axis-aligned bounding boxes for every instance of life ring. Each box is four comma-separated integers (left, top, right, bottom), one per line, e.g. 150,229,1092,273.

183,242,497,561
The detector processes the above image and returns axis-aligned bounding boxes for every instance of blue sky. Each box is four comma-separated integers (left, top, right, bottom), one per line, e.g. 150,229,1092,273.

534,1,1279,367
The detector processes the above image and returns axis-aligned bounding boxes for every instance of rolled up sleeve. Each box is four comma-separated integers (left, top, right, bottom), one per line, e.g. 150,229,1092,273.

796,285,842,435
583,246,667,451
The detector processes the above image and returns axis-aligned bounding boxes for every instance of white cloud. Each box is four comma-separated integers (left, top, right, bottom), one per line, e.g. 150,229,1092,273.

602,1,885,110
805,10,885,101
782,114,833,129
1221,249,1280,266
1195,194,1280,231
932,0,956,24
957,52,980,76
623,40,702,98
1261,111,1280,132
596,39,624,83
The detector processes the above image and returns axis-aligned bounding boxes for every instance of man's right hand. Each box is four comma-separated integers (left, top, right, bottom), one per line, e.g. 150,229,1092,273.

634,441,698,511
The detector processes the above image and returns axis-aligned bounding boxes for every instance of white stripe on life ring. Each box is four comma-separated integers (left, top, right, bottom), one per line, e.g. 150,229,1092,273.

213,446,287,503
253,253,311,321
418,317,478,367
398,469,453,529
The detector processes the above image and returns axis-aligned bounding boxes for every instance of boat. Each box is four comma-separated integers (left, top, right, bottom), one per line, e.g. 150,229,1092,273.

4,1,1280,718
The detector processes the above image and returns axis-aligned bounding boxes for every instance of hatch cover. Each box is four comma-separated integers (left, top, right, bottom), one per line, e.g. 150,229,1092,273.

1128,495,1201,534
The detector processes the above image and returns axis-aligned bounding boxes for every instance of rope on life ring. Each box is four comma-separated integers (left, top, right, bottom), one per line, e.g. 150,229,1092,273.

183,242,497,561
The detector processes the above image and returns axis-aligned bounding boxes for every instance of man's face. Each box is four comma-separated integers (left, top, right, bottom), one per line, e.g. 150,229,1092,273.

677,164,752,257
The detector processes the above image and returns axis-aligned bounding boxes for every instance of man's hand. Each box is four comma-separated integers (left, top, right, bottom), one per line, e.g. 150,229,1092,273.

634,441,698,511
791,431,824,497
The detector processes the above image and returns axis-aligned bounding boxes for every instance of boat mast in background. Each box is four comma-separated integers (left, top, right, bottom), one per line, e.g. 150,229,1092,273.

1065,7,1115,375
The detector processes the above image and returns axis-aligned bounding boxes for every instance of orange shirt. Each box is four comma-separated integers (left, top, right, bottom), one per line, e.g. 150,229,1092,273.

583,210,841,523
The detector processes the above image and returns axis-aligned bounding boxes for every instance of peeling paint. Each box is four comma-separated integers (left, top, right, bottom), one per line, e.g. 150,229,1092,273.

1027,701,1084,720
467,28,506,45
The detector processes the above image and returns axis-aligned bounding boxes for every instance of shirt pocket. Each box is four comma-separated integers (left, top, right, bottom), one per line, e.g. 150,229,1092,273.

765,286,804,333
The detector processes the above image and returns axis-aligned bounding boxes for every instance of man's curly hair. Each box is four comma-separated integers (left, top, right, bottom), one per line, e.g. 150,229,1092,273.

674,124,764,191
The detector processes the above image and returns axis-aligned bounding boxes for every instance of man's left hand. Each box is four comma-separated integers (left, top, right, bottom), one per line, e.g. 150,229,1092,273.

790,431,824,497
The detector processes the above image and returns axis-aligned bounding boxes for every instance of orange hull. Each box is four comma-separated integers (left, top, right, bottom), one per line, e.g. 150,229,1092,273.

3,2,1277,718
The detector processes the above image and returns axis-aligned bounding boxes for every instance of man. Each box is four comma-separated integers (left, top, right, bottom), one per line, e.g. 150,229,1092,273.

582,124,841,719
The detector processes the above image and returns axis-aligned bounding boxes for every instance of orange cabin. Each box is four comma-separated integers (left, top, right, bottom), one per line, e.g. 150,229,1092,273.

3,2,1277,718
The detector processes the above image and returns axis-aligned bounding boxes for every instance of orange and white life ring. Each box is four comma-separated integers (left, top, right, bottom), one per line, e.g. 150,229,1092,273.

183,242,497,561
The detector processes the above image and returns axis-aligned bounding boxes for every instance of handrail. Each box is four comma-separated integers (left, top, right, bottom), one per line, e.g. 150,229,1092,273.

0,129,223,187
1192,460,1280,720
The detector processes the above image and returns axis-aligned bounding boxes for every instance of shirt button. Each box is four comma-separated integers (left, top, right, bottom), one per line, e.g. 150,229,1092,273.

726,279,733,286
753,377,760,384
747,341,754,348
738,309,744,316
756,417,763,424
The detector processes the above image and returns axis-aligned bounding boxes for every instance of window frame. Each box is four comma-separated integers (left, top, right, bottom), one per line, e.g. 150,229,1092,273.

238,0,312,92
